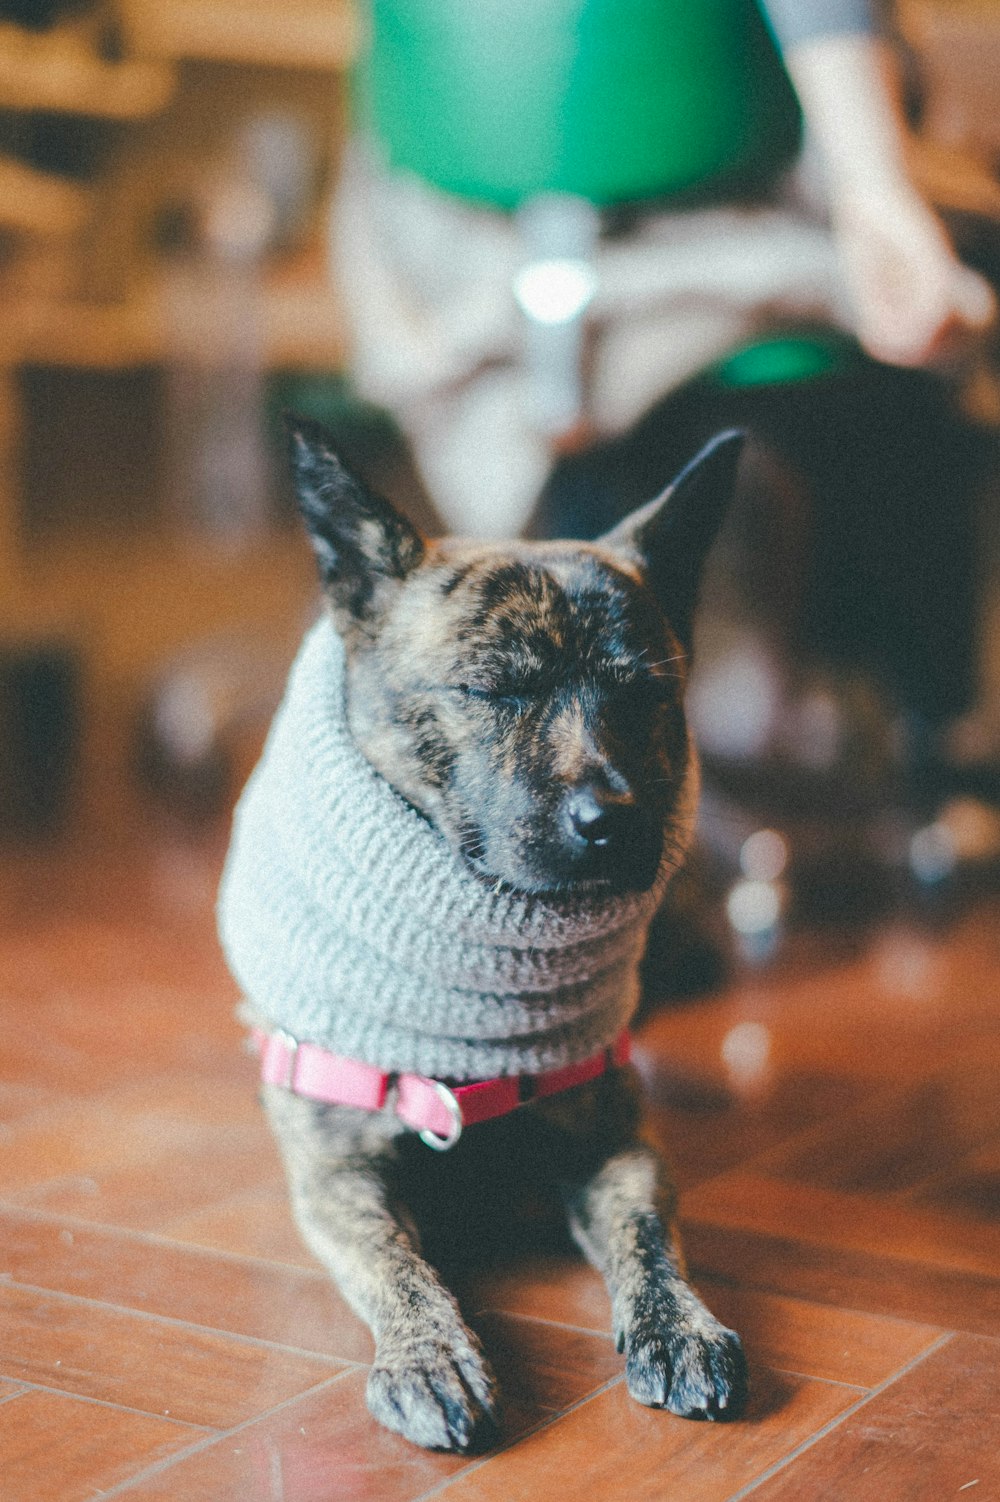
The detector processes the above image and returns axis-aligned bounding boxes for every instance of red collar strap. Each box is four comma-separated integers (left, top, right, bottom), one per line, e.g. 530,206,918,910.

252,1027,631,1151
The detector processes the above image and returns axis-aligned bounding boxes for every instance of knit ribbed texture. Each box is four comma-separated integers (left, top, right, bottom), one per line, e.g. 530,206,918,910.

218,616,690,1081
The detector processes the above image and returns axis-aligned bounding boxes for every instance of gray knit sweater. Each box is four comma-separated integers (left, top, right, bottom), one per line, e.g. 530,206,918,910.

218,616,692,1082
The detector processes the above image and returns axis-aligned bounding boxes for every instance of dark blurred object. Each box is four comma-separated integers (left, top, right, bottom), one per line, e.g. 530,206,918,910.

0,0,92,28
19,364,163,540
638,857,730,1012
532,334,990,733
0,110,114,179
0,641,79,837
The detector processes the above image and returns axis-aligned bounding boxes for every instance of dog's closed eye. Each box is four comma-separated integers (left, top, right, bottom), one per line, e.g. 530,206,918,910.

455,682,531,712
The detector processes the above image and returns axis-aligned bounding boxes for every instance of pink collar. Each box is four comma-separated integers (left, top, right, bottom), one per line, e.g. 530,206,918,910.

252,1028,631,1151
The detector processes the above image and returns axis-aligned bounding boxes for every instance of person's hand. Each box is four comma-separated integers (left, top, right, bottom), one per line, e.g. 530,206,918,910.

779,33,996,368
832,182,995,367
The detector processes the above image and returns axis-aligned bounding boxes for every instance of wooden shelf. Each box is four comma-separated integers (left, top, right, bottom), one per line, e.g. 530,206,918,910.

910,138,1000,223
0,21,174,118
0,276,347,371
0,6,352,823
900,0,1000,156
0,526,317,828
121,0,362,71
0,155,90,236
2,525,315,665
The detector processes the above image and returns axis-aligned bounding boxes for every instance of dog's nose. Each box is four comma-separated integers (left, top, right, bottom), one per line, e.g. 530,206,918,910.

566,785,638,849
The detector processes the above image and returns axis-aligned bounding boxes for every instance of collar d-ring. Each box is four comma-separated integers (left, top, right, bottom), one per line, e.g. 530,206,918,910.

418,1080,463,1151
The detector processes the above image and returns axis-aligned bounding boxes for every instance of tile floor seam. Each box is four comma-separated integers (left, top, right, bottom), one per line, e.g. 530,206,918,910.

894,1152,1000,1206
2,1366,355,1430
899,1156,1000,1209
677,1078,912,1183
685,1168,992,1219
687,1221,1000,1300
471,1307,614,1341
67,1367,357,1501
0,1274,370,1367
692,1230,1000,1291
471,1304,944,1371
407,1372,628,1502
688,1068,1000,1194
0,1377,219,1430
0,1198,313,1273
719,1330,957,1502
3,1167,287,1207
765,1368,869,1393
0,1200,330,1281
684,1279,960,1363
0,1091,246,1137
683,1270,949,1338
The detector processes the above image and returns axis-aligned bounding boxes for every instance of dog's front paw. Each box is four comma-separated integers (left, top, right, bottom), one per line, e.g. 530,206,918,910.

367,1336,500,1452
624,1312,748,1421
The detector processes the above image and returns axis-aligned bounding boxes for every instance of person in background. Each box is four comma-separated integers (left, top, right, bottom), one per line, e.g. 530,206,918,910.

332,0,994,538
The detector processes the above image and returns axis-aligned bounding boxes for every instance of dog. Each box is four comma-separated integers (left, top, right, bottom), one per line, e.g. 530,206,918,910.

218,416,749,1452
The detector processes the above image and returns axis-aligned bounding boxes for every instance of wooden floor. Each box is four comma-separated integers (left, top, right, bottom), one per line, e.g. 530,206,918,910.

1,832,999,1501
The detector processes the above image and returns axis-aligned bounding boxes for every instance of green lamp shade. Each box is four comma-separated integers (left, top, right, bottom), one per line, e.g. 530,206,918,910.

358,0,802,207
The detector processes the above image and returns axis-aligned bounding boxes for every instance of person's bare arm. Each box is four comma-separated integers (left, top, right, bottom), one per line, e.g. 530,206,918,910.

780,29,994,365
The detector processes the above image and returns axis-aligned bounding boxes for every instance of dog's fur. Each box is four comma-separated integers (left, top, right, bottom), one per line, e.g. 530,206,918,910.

256,418,748,1451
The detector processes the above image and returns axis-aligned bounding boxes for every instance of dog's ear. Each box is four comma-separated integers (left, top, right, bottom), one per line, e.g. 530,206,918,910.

599,429,744,653
285,415,424,629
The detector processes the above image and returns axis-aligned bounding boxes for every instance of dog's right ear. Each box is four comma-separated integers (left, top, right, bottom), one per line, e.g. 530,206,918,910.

285,415,425,629
599,429,744,655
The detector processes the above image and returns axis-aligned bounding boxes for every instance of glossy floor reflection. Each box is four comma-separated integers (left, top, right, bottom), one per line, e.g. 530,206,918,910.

1,836,998,1500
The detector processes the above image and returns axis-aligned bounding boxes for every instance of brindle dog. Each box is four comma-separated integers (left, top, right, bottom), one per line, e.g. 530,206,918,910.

261,417,749,1452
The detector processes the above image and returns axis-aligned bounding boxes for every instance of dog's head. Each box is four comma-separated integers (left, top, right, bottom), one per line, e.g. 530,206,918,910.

287,418,742,896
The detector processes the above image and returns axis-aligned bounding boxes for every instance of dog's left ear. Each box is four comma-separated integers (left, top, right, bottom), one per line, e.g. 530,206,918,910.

599,429,744,653
286,415,425,630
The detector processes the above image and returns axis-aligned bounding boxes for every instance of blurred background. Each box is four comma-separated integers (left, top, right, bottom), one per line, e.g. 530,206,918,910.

2,0,1000,970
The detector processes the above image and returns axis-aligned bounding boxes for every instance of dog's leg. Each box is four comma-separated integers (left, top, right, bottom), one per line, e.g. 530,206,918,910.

557,1085,748,1420
263,1086,498,1451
